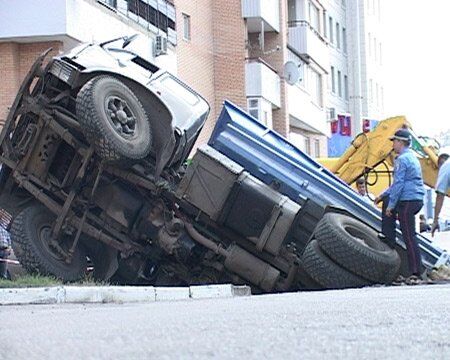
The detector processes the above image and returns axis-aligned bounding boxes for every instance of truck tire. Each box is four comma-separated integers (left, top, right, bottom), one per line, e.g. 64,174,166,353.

10,204,87,281
315,213,400,283
301,239,371,289
295,261,324,290
76,75,152,162
81,238,118,281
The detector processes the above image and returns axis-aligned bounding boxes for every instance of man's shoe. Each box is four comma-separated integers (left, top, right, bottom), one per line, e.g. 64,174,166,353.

378,233,396,249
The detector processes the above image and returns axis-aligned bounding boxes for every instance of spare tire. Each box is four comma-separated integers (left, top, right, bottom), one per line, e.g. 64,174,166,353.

76,75,152,162
301,239,371,289
10,204,87,281
315,213,400,283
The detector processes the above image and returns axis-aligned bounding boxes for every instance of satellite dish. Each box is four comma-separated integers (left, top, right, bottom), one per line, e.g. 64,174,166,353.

283,61,301,85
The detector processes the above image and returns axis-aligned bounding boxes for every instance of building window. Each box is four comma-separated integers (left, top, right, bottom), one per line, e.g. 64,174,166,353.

376,83,379,106
329,16,334,44
336,23,340,49
308,67,322,106
314,139,320,157
308,1,320,32
263,111,269,125
183,13,191,41
99,0,176,36
288,0,296,23
369,79,373,103
99,0,117,7
305,137,311,155
342,0,346,7
373,37,376,60
323,11,327,38
379,43,382,64
342,28,347,53
368,32,372,56
331,66,336,93
378,0,381,20
337,70,342,97
344,75,349,101
289,132,307,153
248,98,259,120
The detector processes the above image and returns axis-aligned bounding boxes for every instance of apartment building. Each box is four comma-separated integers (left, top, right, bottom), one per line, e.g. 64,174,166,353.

347,0,384,133
0,0,383,159
176,0,384,157
175,0,329,155
0,0,177,125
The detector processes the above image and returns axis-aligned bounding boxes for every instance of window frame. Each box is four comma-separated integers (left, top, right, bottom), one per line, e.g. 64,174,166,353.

182,13,191,41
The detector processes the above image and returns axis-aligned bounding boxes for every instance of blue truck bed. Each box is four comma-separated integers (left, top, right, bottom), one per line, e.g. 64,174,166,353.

208,101,449,270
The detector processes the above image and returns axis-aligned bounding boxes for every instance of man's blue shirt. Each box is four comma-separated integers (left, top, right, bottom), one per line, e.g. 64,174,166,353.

383,148,424,209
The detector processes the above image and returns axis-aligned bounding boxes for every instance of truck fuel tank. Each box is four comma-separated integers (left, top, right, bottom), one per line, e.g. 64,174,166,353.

177,145,301,256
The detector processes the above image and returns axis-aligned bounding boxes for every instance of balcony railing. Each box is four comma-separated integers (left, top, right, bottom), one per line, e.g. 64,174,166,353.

288,20,329,72
245,59,281,108
97,0,176,45
241,0,280,33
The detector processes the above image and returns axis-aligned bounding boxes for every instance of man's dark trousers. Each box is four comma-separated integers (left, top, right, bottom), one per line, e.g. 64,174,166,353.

382,196,424,276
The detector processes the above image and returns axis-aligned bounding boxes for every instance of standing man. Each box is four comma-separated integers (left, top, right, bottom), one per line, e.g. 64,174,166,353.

431,153,450,236
374,129,425,277
0,226,11,279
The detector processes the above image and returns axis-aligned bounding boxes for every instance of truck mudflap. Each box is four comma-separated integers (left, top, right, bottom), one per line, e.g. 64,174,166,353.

208,101,449,269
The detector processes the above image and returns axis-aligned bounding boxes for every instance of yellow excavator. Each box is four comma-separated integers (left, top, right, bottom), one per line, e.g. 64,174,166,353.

318,116,448,199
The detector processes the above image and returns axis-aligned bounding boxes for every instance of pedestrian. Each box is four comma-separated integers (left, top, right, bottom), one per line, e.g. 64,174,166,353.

419,214,431,233
0,226,11,280
355,177,373,204
431,153,450,236
374,129,425,278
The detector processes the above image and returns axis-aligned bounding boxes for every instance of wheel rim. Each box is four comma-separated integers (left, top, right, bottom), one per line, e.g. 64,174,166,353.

38,225,66,262
105,95,137,138
345,225,371,248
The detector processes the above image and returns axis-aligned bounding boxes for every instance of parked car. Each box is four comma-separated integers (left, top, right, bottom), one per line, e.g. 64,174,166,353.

0,36,402,291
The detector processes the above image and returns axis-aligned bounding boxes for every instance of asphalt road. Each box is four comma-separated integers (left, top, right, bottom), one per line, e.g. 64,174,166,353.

2,284,450,360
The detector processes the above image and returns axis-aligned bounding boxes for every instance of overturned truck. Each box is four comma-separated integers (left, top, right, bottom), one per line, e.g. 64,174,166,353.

0,37,443,291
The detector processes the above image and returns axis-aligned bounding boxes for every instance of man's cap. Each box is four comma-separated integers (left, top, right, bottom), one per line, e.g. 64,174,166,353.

389,129,411,142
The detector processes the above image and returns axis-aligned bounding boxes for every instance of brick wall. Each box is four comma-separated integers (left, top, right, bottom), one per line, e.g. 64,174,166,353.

176,0,247,147
176,0,215,147
0,43,20,126
211,0,247,117
0,41,63,126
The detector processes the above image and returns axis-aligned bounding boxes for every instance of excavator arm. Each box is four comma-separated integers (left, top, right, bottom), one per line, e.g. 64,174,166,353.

319,116,449,197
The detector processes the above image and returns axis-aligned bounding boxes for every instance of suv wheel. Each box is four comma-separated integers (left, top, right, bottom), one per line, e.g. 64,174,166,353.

76,75,152,162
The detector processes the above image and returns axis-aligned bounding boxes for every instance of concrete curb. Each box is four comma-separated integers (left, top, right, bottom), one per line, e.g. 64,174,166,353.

0,284,251,306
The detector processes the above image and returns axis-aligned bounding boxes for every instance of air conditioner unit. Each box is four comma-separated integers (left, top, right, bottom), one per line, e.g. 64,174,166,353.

154,35,168,56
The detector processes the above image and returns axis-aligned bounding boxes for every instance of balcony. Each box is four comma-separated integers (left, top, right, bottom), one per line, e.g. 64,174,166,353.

242,0,280,33
288,21,329,72
288,85,329,136
245,59,281,108
109,0,177,45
